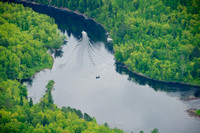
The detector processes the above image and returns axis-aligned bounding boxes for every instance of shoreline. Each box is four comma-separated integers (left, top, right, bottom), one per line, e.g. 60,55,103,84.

20,52,55,82
14,0,200,88
187,109,200,119
116,62,200,88
15,0,107,34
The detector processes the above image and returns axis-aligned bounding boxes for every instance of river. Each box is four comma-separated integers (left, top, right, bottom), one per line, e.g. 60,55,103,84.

14,1,200,133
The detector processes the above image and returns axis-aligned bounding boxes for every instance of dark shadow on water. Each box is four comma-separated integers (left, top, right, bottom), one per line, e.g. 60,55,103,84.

10,0,109,44
21,78,33,86
194,90,200,97
115,62,200,100
10,0,114,53
54,49,64,58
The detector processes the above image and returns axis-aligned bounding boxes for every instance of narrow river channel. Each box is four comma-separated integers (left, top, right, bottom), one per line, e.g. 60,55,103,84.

15,1,200,133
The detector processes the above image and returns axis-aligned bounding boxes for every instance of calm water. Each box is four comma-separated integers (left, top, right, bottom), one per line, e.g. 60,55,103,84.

15,1,200,133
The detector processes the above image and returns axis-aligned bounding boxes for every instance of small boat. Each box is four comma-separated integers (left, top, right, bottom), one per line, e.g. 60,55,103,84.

96,76,100,79
82,31,87,35
107,37,113,43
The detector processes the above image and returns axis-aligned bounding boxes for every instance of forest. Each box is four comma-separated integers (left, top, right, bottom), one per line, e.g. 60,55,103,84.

0,1,66,81
29,0,200,85
96,0,200,85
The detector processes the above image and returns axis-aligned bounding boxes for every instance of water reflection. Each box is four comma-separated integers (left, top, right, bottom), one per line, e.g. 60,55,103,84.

21,78,33,86
13,0,114,53
54,49,64,58
115,62,200,100
13,0,105,41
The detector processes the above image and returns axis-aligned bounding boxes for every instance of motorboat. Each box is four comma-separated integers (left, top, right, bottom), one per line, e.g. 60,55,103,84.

96,76,100,79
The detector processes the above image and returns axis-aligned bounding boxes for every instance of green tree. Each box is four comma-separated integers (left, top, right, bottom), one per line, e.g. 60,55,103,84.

43,115,48,126
20,96,23,106
29,97,33,107
84,113,92,121
48,90,54,105
151,128,159,133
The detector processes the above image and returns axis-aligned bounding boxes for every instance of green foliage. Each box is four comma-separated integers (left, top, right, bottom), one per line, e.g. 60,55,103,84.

29,0,200,85
0,1,64,81
42,115,48,126
88,0,200,85
196,109,200,115
45,80,55,91
161,0,200,14
39,80,55,107
28,0,103,14
20,96,23,106
29,97,33,107
84,112,93,122
0,80,25,109
61,106,84,119
47,90,54,105
19,84,27,98
151,128,159,133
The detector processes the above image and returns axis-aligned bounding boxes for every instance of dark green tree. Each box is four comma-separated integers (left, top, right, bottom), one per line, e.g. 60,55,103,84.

20,96,23,106
151,128,159,133
29,97,33,107
43,115,48,126
48,90,54,105
84,113,92,121
19,85,28,98
104,122,109,127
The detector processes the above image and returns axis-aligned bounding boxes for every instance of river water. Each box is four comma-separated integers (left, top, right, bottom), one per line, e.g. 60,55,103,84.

15,1,200,133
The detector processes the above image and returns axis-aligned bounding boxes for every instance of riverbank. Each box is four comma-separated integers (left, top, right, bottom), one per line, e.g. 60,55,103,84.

117,62,200,88
187,109,200,119
13,0,107,35
180,96,200,101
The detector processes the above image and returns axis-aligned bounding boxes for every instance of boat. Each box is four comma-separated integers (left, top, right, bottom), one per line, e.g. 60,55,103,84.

107,37,113,43
96,76,100,79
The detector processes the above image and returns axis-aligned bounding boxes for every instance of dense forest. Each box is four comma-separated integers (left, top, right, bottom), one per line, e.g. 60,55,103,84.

0,2,126,133
97,0,200,85
0,1,65,81
28,0,200,85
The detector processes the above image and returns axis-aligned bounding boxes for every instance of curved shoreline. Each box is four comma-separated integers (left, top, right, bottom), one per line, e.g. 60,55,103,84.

14,0,107,34
117,62,200,88
14,0,200,88
187,109,200,119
